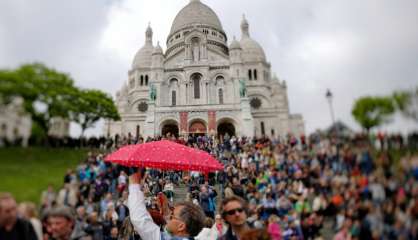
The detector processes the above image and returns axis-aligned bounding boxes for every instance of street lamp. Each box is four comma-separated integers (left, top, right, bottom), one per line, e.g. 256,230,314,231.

325,89,336,126
326,89,340,156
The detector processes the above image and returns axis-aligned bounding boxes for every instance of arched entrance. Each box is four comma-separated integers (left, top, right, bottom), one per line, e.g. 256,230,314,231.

161,120,179,138
217,121,236,138
189,120,207,136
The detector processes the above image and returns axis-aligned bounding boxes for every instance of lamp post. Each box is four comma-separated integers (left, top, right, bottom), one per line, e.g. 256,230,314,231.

326,89,340,159
326,89,336,126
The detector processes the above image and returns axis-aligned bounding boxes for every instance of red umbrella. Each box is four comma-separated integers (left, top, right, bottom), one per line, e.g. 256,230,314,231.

104,140,223,173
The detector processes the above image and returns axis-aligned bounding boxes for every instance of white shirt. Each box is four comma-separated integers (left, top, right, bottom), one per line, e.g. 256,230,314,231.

128,184,161,240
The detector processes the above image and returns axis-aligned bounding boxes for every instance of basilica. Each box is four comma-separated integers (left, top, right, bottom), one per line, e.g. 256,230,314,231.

106,0,304,139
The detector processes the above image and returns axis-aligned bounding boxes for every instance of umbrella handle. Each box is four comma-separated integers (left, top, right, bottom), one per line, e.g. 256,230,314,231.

139,168,147,177
128,167,139,176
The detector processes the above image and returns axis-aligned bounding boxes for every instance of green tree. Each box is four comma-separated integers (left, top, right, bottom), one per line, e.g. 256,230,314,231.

0,63,76,136
70,89,120,137
351,96,395,132
393,88,418,122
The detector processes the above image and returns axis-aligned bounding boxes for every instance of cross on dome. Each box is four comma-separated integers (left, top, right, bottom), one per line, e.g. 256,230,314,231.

241,14,250,38
146,22,153,44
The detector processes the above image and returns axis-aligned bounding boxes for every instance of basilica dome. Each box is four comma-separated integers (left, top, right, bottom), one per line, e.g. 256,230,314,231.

169,0,223,36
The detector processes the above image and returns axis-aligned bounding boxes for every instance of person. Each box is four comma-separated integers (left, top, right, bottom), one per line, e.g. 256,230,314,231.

18,202,43,240
56,184,77,207
267,214,281,240
195,217,214,240
0,193,37,240
84,211,104,240
219,196,251,240
212,214,227,238
128,171,206,240
40,184,56,210
47,206,78,240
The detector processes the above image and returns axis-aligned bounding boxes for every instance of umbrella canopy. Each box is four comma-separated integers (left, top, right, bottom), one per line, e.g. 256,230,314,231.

104,140,223,172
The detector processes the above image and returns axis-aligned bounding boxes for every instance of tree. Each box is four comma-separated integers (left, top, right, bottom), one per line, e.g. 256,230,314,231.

70,89,120,137
351,96,395,132
0,63,76,136
393,88,418,123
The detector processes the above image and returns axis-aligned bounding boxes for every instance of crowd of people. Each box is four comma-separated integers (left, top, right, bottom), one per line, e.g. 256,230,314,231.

1,132,418,240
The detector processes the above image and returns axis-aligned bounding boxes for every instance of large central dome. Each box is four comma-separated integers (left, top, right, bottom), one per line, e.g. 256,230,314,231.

169,0,223,36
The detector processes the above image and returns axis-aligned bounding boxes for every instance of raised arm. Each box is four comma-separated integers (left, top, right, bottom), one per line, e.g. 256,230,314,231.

128,173,161,240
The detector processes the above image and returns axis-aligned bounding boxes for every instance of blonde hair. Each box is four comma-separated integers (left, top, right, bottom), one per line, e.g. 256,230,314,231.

19,202,38,218
268,214,279,223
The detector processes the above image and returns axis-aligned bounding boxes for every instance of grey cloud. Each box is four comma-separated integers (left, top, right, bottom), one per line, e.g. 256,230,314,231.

1,0,417,136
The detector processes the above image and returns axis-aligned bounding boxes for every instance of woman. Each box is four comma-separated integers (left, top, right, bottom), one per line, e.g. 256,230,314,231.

18,202,43,240
268,214,282,240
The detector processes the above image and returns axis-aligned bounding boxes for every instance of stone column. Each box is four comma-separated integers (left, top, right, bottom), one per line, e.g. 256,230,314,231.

144,101,156,138
240,97,254,137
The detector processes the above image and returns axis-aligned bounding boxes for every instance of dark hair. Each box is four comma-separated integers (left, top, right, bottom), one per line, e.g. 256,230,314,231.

220,195,248,219
175,202,206,237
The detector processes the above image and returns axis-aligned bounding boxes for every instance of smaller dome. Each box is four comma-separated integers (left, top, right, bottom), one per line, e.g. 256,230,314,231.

132,24,154,69
240,38,266,62
152,42,163,55
229,36,241,50
240,15,266,62
132,45,154,69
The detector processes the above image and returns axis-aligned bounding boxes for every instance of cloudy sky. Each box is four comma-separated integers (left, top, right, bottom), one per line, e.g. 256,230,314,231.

1,0,417,137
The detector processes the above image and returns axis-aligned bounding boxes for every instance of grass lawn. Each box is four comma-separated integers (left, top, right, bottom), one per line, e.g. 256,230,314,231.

0,147,88,204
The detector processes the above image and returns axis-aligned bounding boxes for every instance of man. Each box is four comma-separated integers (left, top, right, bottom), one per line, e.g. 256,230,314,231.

128,172,206,240
47,206,78,240
0,192,37,240
219,196,251,240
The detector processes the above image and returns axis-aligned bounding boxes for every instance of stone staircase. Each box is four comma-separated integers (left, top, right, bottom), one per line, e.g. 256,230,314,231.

172,184,189,203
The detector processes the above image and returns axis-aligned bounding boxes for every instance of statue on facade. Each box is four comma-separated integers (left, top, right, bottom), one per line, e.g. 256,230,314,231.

149,84,157,101
191,37,200,62
239,79,247,97
192,44,200,62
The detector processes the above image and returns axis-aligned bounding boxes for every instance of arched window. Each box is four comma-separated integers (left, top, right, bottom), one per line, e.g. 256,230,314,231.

140,75,144,86
261,121,265,135
192,73,201,99
172,90,176,106
216,76,224,86
254,69,258,80
218,88,224,104
145,75,149,85
169,78,178,87
248,69,252,80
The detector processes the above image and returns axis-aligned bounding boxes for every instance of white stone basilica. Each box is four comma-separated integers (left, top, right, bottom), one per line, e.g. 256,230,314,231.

106,0,304,139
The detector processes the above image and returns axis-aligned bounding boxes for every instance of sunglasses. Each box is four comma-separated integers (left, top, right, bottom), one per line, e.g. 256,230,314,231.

225,208,244,216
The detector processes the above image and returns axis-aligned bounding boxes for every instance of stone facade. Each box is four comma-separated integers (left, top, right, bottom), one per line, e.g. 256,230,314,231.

106,0,305,139
0,98,31,146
